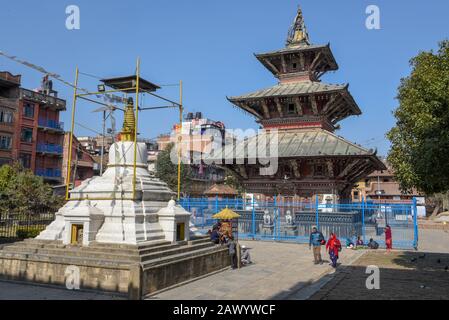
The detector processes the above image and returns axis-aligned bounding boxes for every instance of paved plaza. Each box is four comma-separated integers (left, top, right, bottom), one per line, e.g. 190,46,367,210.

148,240,363,300
310,229,449,300
0,228,447,300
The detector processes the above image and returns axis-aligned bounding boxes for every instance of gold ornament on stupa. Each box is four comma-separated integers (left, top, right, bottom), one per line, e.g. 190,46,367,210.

120,97,136,141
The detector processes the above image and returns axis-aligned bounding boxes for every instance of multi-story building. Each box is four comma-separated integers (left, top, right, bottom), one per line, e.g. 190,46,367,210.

0,71,66,184
0,71,20,166
351,163,421,203
157,112,230,196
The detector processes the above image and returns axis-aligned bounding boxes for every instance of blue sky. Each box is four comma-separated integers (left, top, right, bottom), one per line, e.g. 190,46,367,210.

1,0,448,156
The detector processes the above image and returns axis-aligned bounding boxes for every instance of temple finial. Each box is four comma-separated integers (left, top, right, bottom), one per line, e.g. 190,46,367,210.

120,97,136,141
286,5,310,47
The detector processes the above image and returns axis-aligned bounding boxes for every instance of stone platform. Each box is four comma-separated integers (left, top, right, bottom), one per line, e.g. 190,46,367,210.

0,236,230,299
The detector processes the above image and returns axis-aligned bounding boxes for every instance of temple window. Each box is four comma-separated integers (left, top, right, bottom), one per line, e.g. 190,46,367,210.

314,164,325,177
288,103,296,114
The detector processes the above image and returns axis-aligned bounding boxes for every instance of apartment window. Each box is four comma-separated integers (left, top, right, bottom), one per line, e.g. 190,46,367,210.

21,127,33,143
0,158,11,166
0,135,12,150
0,109,13,124
23,103,34,118
19,153,32,169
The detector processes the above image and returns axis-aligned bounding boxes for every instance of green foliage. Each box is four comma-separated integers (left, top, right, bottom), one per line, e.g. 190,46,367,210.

223,168,245,195
387,40,449,195
0,164,63,215
155,143,192,193
16,226,45,239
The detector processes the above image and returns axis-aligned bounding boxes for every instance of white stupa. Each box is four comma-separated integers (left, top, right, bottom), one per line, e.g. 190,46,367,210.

37,99,193,246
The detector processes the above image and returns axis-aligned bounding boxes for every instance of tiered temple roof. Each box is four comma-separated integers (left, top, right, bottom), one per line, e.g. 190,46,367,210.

214,6,386,197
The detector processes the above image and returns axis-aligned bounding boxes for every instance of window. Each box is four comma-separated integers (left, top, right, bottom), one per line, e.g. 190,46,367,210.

292,63,297,69
21,127,33,143
0,135,12,150
353,191,360,200
0,109,13,124
314,164,325,176
19,153,32,168
288,103,296,114
23,103,34,118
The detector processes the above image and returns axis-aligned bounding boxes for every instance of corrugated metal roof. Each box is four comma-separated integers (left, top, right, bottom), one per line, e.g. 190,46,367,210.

207,129,374,161
228,82,346,101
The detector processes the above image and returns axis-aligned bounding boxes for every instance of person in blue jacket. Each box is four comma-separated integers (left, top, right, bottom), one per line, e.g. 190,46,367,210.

309,227,325,264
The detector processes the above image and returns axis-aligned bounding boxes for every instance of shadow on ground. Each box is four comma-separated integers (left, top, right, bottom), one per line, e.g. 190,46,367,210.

307,250,449,300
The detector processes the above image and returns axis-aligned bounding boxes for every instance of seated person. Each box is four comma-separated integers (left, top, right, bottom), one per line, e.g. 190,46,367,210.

345,238,354,249
241,245,252,265
356,236,364,247
210,228,220,244
367,238,379,249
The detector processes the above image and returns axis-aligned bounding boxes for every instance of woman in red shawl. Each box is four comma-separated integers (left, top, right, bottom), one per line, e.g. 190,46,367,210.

385,225,393,251
326,233,342,268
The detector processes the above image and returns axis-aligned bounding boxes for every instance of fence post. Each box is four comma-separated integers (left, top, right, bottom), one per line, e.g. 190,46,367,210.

315,194,319,230
215,195,219,212
413,197,418,249
274,194,277,240
362,196,366,244
251,195,255,239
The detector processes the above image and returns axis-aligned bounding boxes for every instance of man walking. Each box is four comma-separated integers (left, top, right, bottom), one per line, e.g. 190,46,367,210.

309,226,325,264
227,234,237,269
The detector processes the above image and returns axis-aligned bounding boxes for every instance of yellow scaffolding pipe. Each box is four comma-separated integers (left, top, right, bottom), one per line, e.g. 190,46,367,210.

65,67,79,201
132,58,140,200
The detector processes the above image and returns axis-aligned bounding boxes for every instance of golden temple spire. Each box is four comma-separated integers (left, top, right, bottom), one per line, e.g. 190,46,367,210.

120,97,136,141
286,5,310,47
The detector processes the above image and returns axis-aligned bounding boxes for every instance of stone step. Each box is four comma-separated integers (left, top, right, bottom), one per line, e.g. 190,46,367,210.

2,242,139,256
138,242,185,256
139,242,216,263
1,245,141,262
141,245,226,270
0,250,134,268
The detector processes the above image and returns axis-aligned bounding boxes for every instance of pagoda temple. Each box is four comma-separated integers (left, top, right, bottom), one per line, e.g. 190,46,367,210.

214,6,386,200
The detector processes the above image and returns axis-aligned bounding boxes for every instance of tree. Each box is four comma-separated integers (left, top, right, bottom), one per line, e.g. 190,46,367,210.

223,168,245,195
0,164,64,215
155,143,192,194
387,40,449,196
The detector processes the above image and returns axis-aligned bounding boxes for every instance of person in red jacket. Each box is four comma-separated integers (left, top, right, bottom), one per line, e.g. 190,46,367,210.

385,225,393,252
326,233,342,268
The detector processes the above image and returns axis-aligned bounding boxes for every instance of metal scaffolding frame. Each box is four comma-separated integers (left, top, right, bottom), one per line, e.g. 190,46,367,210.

65,58,183,201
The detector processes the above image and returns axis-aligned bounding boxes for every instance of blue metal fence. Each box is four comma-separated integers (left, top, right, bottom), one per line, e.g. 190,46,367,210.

179,196,418,249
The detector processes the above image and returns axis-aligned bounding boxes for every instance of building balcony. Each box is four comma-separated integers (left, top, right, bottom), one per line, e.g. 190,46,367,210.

35,168,62,181
0,71,21,87
20,88,66,110
0,97,19,110
36,143,63,155
38,118,64,132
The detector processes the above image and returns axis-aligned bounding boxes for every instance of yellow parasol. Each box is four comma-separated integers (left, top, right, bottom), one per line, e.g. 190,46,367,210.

212,206,241,220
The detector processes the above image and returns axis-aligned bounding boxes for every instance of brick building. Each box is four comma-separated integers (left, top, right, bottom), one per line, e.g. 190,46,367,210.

0,71,66,184
62,133,95,187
